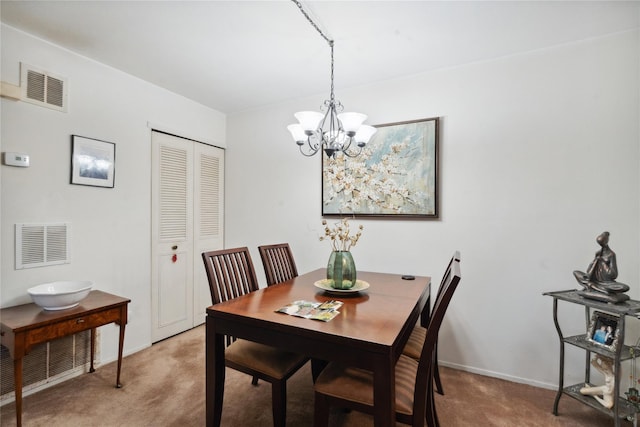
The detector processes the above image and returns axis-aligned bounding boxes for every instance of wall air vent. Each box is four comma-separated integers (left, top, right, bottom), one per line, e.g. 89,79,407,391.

20,63,68,112
0,329,93,404
15,223,71,269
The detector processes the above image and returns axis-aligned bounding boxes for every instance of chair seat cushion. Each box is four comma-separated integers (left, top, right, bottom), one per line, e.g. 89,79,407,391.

225,339,307,379
314,355,419,416
403,325,426,360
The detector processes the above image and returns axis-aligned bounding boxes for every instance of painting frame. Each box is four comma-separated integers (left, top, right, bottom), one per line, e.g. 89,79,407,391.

586,311,620,352
322,117,439,219
70,135,115,188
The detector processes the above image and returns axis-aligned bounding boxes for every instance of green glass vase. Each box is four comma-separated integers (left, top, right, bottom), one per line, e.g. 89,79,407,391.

326,251,356,289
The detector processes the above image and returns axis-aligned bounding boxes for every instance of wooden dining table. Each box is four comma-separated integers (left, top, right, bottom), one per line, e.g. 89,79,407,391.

205,268,431,427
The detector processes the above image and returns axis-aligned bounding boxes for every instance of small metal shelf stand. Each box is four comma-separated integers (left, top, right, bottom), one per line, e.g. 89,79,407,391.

545,290,640,427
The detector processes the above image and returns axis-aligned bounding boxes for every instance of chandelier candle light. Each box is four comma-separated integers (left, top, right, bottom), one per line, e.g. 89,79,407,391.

288,0,377,158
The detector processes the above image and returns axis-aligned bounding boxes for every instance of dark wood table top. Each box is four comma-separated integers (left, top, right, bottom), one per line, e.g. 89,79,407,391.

208,268,431,355
0,290,131,332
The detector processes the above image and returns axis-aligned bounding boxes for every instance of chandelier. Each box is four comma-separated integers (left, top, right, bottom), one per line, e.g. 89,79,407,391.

287,0,377,158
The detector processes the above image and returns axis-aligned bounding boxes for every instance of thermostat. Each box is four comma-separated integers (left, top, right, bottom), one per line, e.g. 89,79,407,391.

3,152,30,167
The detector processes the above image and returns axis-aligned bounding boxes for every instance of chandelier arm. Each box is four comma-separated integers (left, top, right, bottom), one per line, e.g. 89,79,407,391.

342,146,364,158
318,106,333,134
299,140,320,157
299,146,319,157
307,135,321,152
342,136,354,151
328,105,338,140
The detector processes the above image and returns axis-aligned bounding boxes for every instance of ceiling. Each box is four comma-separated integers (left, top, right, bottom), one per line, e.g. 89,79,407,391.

1,1,638,114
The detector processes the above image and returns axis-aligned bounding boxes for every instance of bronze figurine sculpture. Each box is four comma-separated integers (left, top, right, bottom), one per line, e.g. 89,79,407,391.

574,231,629,303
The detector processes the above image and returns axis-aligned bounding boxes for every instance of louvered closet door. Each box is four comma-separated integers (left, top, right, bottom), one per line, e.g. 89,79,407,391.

193,142,224,325
151,131,224,342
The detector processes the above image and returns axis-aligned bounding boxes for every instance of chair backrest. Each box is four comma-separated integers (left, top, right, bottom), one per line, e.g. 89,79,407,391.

413,257,461,418
202,247,259,305
433,250,461,304
202,247,260,347
258,243,298,286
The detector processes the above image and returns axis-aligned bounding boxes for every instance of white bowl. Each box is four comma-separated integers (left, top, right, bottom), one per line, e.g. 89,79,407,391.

28,281,93,310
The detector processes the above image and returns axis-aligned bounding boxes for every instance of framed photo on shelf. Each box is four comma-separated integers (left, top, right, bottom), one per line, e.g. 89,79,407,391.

587,311,620,352
71,135,116,188
322,117,439,219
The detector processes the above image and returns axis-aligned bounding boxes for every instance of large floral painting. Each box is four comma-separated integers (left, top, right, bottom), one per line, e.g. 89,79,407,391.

322,117,439,218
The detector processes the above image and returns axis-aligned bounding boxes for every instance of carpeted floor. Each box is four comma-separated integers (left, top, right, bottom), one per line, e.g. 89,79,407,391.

0,325,627,426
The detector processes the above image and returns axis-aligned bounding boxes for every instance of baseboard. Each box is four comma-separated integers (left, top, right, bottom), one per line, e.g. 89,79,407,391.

98,343,150,366
439,361,558,391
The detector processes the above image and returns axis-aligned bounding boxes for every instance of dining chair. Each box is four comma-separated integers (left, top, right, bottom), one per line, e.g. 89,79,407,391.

258,243,298,286
254,243,300,385
403,251,461,396
202,247,309,427
258,243,330,383
313,258,461,427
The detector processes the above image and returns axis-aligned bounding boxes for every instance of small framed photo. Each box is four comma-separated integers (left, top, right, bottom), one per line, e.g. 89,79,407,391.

71,135,115,188
587,311,620,351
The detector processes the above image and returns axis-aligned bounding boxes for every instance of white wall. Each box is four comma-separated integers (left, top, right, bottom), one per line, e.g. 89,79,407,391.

227,30,640,388
0,25,226,362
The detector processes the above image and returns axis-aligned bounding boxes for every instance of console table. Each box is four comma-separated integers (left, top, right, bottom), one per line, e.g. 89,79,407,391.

0,290,130,427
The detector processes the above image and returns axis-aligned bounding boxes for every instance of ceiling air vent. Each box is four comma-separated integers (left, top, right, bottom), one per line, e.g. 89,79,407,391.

20,63,68,112
15,223,71,269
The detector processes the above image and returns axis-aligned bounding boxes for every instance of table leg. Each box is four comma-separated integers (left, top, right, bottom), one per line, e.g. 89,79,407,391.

373,357,395,427
551,298,563,415
14,357,23,427
116,321,126,388
206,315,225,427
311,358,328,383
89,328,96,373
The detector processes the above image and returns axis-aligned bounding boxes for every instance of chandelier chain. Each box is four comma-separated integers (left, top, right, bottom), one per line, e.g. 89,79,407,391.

330,43,335,102
291,0,332,45
291,0,335,101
